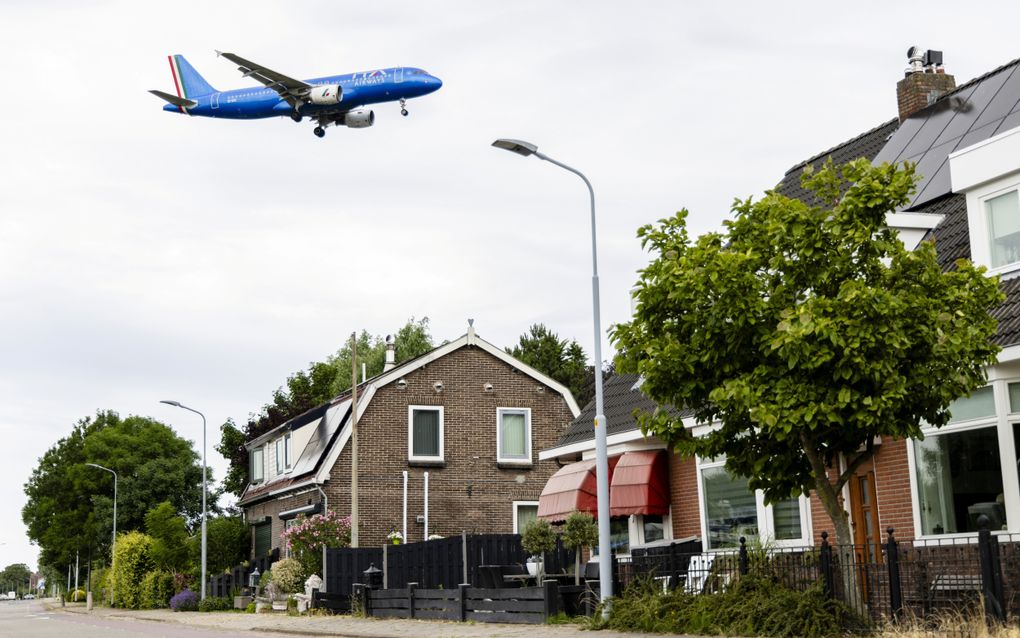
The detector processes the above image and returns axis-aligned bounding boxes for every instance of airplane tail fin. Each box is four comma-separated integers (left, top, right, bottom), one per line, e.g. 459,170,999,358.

167,54,217,99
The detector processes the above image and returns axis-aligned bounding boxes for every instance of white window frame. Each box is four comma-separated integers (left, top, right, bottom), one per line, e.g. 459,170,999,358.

408,405,444,462
512,500,540,534
963,177,1020,277
695,455,812,550
632,510,673,547
276,433,292,474
497,407,532,465
907,380,1020,540
251,446,265,484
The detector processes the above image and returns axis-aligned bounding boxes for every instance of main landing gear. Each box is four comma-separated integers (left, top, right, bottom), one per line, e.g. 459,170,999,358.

400,98,408,117
313,126,325,138
290,111,303,123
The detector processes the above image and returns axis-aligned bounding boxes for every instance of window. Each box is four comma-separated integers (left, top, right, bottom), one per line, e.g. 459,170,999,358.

947,386,996,423
251,447,264,484
275,434,291,473
988,190,1020,267
497,408,531,463
409,406,444,461
641,515,665,544
698,458,808,549
914,425,1006,534
513,501,539,534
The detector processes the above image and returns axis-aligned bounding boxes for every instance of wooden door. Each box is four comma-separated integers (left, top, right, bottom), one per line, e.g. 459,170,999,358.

849,470,882,563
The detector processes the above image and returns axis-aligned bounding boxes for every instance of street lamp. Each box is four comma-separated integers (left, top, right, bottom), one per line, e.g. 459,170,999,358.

491,138,613,605
161,399,208,600
85,462,117,606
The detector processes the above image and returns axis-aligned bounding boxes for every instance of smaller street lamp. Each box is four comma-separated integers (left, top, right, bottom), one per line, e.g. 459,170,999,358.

85,463,117,606
161,399,208,600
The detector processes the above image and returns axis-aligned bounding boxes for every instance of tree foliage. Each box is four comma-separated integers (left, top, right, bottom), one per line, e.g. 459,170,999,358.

612,160,1003,547
507,324,592,404
195,514,249,574
22,411,207,571
110,530,154,609
217,318,435,496
0,563,32,593
145,502,190,572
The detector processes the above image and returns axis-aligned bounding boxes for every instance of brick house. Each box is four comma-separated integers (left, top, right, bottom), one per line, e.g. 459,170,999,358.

538,50,1020,554
239,323,580,558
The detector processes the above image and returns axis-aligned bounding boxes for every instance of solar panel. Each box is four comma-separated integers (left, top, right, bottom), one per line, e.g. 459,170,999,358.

871,61,1020,211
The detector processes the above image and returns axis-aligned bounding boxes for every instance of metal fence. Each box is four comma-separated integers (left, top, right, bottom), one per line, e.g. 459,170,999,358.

207,548,279,599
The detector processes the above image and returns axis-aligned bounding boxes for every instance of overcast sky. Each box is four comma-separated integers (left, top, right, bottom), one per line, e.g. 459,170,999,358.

2,0,1018,573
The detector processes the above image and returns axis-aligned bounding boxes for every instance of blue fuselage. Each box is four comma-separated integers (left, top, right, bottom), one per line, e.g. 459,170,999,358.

164,67,442,118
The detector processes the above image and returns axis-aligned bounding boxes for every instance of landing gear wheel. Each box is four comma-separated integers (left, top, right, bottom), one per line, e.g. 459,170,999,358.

291,112,303,123
400,98,408,117
401,109,409,117
313,126,325,138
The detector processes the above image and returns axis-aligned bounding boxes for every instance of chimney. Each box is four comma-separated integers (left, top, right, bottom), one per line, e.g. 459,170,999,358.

896,47,955,122
383,335,396,372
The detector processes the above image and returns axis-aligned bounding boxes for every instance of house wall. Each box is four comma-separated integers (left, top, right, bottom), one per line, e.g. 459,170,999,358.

321,346,576,547
244,489,321,558
669,454,701,539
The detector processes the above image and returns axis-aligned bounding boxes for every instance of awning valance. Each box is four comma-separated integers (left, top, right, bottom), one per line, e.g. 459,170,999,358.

609,450,670,517
278,502,322,520
537,456,620,522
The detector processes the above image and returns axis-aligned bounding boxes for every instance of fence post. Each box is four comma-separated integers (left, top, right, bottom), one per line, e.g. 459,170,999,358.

408,582,417,619
885,527,902,620
738,536,749,576
462,531,469,586
543,580,559,620
977,515,1005,625
383,544,388,590
458,583,469,622
819,531,834,599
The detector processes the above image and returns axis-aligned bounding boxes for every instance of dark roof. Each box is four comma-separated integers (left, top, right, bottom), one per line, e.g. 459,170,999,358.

873,58,1020,210
774,119,899,205
922,194,970,270
991,277,1020,347
552,373,691,449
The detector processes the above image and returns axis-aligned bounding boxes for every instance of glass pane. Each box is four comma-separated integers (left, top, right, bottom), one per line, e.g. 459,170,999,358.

914,425,1005,534
773,499,802,540
948,386,995,423
251,448,264,482
702,466,758,549
413,409,440,457
501,412,527,458
1009,383,1020,413
610,518,630,555
643,515,665,544
516,505,538,533
989,191,1020,267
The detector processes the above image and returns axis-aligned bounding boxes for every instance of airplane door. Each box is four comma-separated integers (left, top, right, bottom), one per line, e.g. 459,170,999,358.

211,93,220,109
395,68,404,83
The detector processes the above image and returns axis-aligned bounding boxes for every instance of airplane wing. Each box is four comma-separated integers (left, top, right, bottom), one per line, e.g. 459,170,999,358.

216,51,312,109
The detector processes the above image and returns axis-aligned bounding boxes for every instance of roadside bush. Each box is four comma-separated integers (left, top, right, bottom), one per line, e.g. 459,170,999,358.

88,566,108,605
280,511,351,578
111,530,155,609
64,589,86,602
591,574,863,638
198,596,232,612
270,558,304,594
169,589,199,611
245,601,256,613
139,570,175,609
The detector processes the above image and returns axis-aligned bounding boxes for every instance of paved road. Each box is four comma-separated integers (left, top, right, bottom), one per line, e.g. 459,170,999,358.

0,599,299,638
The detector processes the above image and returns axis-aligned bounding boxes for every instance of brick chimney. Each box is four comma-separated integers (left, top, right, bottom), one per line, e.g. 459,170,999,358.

897,47,955,122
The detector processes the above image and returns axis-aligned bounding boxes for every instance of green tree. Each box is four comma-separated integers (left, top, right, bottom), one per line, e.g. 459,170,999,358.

507,324,590,404
612,159,1003,552
561,512,599,585
195,514,248,574
218,317,435,496
145,502,190,572
0,563,32,594
22,411,207,572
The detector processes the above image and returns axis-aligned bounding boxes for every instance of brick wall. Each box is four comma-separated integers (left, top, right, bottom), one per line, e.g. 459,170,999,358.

244,489,321,558
320,345,576,547
896,71,956,122
669,454,701,539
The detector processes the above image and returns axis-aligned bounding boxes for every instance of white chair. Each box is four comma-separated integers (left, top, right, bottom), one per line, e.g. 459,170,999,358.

683,554,715,594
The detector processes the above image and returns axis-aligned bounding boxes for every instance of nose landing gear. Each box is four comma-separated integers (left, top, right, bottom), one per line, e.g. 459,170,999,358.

400,98,408,117
313,126,325,138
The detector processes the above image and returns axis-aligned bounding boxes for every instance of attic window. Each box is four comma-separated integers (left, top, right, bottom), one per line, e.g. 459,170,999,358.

988,189,1020,268
251,447,264,484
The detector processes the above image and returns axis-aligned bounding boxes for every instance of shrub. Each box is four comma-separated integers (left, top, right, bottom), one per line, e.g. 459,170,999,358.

270,558,304,594
521,519,557,558
561,512,598,582
64,589,86,602
111,530,155,608
591,574,863,638
279,511,351,578
140,570,175,609
169,589,199,612
172,571,194,593
198,596,232,612
245,601,256,613
88,566,108,605
259,568,273,588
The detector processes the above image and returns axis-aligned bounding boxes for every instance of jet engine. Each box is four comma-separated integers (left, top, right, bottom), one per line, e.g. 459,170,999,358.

343,109,375,128
308,85,342,105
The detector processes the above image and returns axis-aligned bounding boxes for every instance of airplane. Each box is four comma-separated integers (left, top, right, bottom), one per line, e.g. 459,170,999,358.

150,52,442,138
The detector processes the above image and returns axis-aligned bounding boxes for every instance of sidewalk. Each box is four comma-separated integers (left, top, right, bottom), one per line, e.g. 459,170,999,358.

51,600,689,638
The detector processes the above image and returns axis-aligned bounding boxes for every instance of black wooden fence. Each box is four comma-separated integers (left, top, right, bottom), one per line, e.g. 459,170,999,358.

325,533,572,598
207,548,279,599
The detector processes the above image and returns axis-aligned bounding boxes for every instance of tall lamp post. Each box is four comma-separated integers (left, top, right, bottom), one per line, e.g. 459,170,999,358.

85,463,117,606
491,138,613,605
161,400,207,600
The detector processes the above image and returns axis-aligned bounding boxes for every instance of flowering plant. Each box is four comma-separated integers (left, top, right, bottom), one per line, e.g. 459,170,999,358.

279,511,352,578
387,531,403,544
169,589,199,612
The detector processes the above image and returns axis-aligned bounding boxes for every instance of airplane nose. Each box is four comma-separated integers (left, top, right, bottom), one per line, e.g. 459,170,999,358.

429,75,443,91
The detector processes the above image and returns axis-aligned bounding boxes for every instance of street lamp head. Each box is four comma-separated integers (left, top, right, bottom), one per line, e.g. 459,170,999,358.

160,400,182,407
492,138,538,157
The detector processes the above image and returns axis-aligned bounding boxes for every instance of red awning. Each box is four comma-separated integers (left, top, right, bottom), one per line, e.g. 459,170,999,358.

537,457,619,522
609,450,670,517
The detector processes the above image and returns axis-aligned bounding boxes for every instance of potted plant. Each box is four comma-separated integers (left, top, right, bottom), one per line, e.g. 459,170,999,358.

387,531,403,545
520,519,557,581
562,511,599,586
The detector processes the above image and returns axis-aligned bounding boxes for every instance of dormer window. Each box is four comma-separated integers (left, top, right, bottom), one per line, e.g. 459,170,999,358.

250,447,264,484
276,433,292,473
988,189,1020,268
